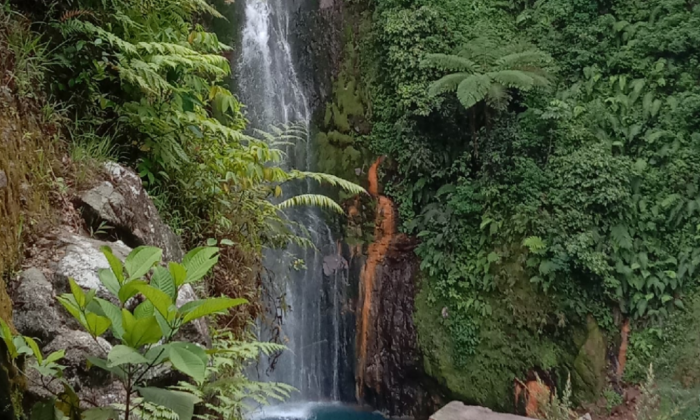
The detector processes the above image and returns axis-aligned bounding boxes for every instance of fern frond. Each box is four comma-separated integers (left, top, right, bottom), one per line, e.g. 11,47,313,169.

456,74,491,109
278,194,344,213
488,70,535,90
290,171,366,195
428,72,470,96
60,10,95,22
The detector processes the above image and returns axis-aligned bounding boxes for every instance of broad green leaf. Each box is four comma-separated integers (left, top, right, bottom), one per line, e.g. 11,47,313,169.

181,247,219,284
100,246,124,284
57,295,83,323
13,336,32,356
87,356,127,380
82,407,120,420
180,297,247,324
155,311,174,338
133,283,173,318
168,343,207,383
96,298,124,339
134,301,155,319
68,278,87,308
144,344,170,365
24,336,43,363
136,387,201,420
30,400,63,420
45,349,65,365
122,310,162,348
125,246,162,281
107,345,149,367
220,239,235,246
118,280,148,304
56,382,80,419
168,262,187,288
0,318,17,358
151,266,176,300
97,268,120,297
85,313,111,337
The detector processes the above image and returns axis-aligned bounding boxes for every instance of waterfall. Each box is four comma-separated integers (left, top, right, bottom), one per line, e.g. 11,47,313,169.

237,0,348,403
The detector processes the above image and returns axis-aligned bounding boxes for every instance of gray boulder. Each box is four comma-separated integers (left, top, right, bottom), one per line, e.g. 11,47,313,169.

77,162,183,261
12,268,64,343
52,233,209,345
44,330,112,385
430,402,529,420
54,234,131,304
29,330,125,408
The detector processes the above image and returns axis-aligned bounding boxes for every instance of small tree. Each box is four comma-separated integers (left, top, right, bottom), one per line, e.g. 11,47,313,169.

1,245,247,420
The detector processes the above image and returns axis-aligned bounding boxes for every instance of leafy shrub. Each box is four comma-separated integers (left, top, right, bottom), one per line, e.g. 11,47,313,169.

2,245,248,420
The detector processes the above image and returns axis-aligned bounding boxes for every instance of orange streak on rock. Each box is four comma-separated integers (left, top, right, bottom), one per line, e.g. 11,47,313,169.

524,381,550,418
357,157,397,400
617,318,631,379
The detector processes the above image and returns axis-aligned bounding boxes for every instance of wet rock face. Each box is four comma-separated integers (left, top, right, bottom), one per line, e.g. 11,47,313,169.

355,235,438,418
77,162,183,261
355,159,439,418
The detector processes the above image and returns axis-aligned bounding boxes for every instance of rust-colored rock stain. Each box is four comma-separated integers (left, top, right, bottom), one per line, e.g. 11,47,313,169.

356,157,397,399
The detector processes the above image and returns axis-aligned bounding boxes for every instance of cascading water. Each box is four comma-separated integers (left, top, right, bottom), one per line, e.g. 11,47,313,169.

237,0,351,406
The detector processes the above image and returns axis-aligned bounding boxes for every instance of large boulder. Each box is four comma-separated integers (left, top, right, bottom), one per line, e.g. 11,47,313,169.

430,401,528,420
13,268,64,343
52,233,209,346
77,162,183,262
54,234,131,305
27,330,125,408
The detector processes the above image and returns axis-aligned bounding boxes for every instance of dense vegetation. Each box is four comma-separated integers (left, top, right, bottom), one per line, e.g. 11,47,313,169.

0,0,359,418
5,0,700,418
325,0,700,414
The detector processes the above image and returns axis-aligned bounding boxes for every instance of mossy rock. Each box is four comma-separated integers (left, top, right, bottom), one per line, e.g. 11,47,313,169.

415,282,575,411
572,316,606,402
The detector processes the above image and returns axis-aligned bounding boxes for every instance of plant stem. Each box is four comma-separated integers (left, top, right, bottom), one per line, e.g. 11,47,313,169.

125,365,132,420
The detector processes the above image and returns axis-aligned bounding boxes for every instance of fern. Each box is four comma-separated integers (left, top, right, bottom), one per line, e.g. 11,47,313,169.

428,73,471,96
456,74,492,109
278,194,345,213
175,331,296,420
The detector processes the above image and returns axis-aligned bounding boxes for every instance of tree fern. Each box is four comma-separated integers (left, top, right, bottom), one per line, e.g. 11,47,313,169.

422,53,479,72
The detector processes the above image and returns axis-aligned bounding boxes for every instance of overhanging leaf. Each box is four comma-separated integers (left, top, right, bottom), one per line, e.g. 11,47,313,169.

125,246,162,281
179,297,247,323
137,387,201,420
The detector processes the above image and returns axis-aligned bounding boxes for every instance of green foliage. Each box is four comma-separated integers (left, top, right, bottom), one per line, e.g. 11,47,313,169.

423,37,552,111
360,0,700,410
5,245,249,420
51,0,363,259
176,330,295,420
603,387,623,414
539,375,576,420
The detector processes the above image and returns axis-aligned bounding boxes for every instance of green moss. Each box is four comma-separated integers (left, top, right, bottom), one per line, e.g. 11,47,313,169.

332,103,351,132
572,316,606,402
415,273,606,411
314,17,372,184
